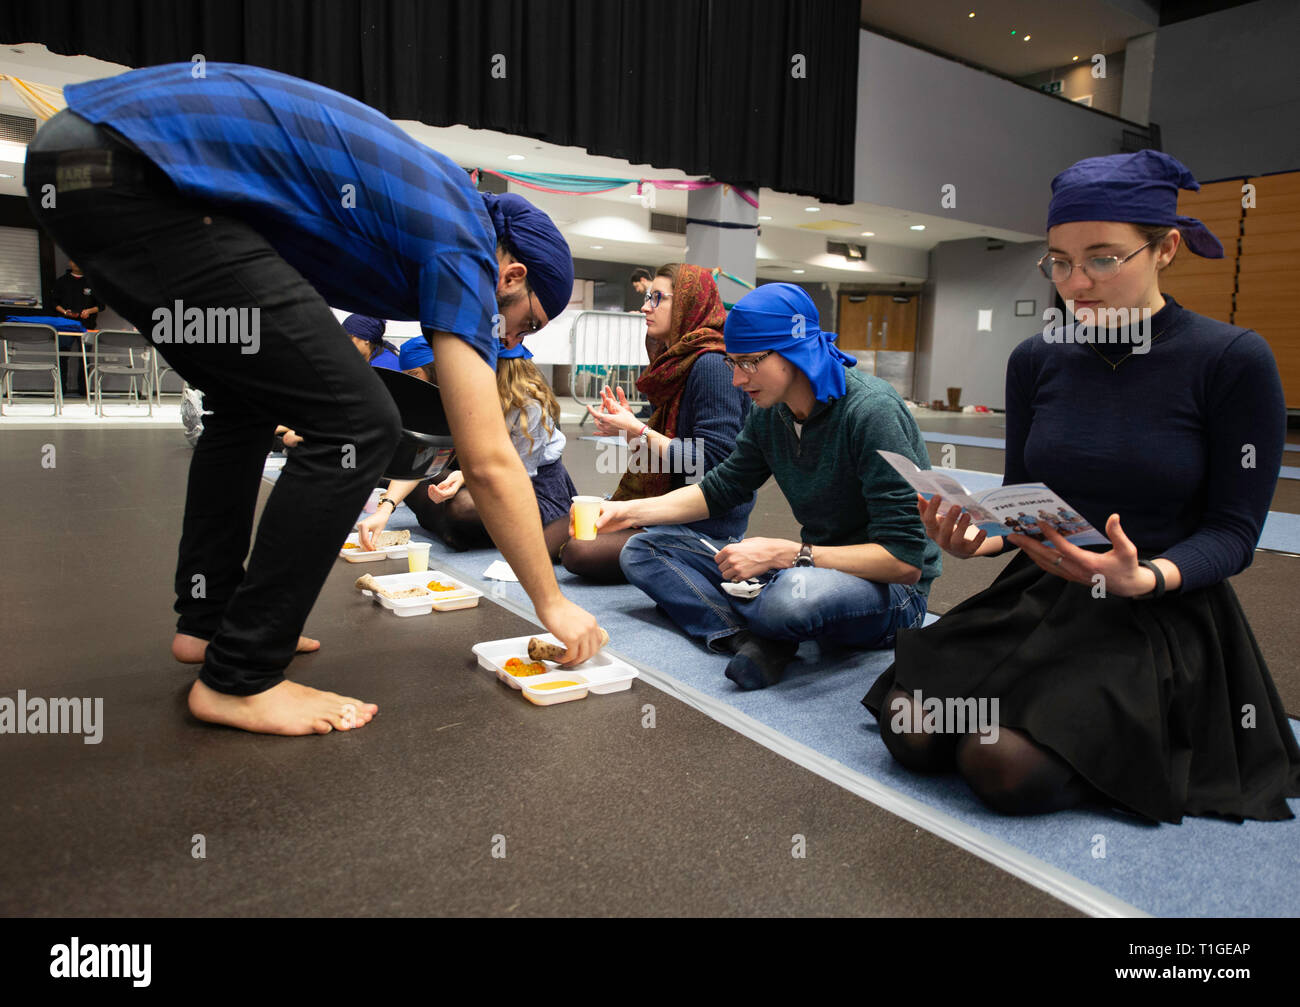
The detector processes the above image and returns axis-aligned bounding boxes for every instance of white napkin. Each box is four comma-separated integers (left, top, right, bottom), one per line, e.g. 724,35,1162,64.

482,560,519,582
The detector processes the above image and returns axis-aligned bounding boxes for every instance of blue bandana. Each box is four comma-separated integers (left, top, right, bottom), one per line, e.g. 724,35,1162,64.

480,192,574,324
398,338,435,370
342,314,386,342
497,342,533,360
723,284,856,402
1047,150,1224,259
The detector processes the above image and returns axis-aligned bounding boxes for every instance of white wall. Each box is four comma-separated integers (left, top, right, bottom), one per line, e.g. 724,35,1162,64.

920,238,1054,409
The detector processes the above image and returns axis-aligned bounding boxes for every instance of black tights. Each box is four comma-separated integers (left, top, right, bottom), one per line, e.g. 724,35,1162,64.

406,482,568,562
879,687,1095,815
559,528,640,584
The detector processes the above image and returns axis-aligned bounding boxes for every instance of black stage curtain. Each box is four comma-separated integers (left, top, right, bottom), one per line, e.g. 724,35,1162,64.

1,0,860,204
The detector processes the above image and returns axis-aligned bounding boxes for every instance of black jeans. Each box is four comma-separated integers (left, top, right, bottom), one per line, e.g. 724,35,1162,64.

26,111,401,695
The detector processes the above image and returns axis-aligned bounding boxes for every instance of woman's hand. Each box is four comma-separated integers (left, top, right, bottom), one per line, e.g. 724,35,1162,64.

1007,513,1157,597
585,385,641,438
426,469,464,504
281,429,303,448
571,497,637,536
714,538,794,581
918,494,987,559
356,509,390,551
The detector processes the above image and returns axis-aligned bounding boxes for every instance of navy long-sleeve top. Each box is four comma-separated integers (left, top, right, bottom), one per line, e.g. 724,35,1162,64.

665,351,755,539
1002,295,1285,593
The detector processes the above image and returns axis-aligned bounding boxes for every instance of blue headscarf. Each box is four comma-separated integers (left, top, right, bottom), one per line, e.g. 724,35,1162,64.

398,338,435,370
342,314,386,342
480,192,574,324
723,284,856,402
1047,150,1224,258
497,342,534,360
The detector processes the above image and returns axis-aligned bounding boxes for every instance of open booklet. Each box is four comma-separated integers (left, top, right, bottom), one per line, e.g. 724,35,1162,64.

877,450,1108,546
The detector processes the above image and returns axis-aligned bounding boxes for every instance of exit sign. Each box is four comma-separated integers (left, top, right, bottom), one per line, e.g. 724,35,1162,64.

1039,80,1062,94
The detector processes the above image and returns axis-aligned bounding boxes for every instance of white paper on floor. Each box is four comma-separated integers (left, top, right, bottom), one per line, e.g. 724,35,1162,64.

482,560,518,582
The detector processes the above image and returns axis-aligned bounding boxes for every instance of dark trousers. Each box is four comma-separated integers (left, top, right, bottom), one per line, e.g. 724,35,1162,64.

58,334,84,395
26,111,401,695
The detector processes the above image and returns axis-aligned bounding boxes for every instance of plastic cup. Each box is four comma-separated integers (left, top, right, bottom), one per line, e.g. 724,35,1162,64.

407,542,431,573
572,495,604,541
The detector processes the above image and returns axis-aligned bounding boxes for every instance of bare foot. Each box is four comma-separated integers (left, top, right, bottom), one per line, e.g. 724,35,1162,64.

187,678,378,736
172,632,321,664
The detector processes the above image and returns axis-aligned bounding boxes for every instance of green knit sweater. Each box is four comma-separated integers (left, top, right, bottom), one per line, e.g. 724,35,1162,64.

699,368,943,595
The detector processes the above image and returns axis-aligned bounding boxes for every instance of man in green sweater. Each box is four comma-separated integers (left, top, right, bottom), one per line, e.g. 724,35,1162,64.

592,283,941,689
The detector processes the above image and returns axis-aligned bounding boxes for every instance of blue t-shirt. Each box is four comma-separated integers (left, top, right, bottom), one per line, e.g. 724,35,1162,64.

65,62,499,366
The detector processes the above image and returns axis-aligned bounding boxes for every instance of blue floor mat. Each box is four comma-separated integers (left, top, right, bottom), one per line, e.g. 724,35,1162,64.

359,501,1299,918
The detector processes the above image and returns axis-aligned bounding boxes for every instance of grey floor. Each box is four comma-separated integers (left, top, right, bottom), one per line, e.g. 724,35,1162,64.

3,408,1295,916
1,425,1081,917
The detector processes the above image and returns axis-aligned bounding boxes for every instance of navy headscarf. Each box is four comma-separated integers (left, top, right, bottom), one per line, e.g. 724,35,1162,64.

1047,150,1224,258
723,284,856,402
342,314,386,342
398,338,435,369
480,192,575,323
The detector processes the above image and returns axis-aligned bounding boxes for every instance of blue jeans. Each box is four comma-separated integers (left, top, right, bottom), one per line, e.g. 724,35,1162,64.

619,525,929,652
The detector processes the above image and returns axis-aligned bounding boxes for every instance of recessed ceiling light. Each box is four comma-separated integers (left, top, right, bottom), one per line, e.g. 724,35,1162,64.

804,206,820,213
759,215,773,221
910,225,925,231
968,11,975,17
792,268,806,274
506,154,526,161
1072,55,1079,61
1024,35,1031,41
590,245,604,250
630,193,644,199
0,172,13,179
860,231,874,237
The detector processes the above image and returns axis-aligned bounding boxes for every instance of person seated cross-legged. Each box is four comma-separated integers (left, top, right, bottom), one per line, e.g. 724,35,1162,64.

592,283,941,689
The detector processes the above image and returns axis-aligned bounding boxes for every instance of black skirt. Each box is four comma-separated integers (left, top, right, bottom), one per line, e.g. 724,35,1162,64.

862,549,1300,824
531,458,578,526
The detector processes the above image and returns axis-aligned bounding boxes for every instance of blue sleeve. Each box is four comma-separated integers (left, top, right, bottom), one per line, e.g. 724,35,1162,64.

666,353,749,483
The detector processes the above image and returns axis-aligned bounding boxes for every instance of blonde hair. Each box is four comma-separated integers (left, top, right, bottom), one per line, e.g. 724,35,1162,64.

496,357,561,452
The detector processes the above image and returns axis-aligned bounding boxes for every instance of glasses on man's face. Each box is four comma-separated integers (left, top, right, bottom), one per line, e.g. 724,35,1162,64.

722,351,773,374
642,290,672,310
1037,238,1155,283
524,287,542,335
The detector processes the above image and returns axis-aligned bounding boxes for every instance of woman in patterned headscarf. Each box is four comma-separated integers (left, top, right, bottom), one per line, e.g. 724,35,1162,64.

560,264,755,582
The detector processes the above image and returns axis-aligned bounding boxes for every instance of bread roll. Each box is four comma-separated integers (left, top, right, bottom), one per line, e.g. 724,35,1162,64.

527,628,610,663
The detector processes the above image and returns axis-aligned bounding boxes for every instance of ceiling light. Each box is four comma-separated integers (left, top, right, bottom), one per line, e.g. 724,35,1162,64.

0,172,13,179
506,154,526,161
910,224,925,231
590,245,604,250
1072,55,1079,61
792,268,806,274
804,206,820,213
759,215,773,221
968,12,975,18
630,193,644,198
1024,35,1031,41
860,231,874,237
0,140,27,164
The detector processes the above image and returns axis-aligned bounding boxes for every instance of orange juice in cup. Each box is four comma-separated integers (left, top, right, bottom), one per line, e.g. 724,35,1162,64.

571,496,604,541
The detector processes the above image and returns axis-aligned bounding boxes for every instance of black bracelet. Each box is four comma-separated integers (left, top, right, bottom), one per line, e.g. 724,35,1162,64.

377,497,397,512
1136,559,1165,600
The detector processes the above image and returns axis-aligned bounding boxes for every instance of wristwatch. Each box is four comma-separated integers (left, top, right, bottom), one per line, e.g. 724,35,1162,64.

377,496,397,513
794,543,814,568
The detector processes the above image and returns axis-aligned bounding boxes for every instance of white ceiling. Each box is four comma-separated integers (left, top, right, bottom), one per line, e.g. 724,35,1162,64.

0,41,1044,286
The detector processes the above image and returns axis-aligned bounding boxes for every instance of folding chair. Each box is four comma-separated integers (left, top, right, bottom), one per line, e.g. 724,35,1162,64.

0,322,63,416
88,329,155,417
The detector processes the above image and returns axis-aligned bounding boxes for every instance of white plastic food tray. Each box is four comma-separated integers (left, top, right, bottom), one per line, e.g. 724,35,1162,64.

359,570,483,617
471,633,638,705
339,531,409,563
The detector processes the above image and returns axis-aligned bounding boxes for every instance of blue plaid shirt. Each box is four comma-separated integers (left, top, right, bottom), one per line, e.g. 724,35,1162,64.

65,62,499,365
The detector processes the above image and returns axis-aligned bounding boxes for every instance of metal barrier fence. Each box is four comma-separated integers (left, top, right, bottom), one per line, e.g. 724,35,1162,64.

568,310,649,423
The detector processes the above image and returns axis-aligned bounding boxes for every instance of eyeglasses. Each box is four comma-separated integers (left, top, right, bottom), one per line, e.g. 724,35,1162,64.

524,287,542,334
1037,239,1156,283
642,291,673,310
722,351,773,374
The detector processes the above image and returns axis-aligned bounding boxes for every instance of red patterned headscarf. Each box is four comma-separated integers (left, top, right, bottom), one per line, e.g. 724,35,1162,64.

612,264,727,501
